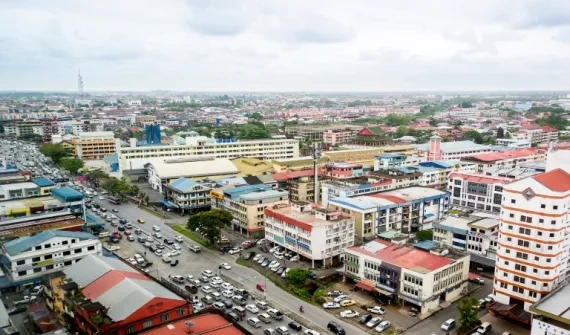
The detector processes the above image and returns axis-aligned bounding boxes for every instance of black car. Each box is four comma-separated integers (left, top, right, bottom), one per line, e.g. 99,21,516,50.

226,312,239,322
327,321,345,335
221,300,233,309
149,245,157,252
288,321,302,331
141,261,153,268
260,246,269,253
138,237,146,243
220,246,232,252
359,313,372,324
164,238,174,245
170,259,179,266
308,272,318,280
244,252,255,260
185,285,198,294
110,237,120,244
117,226,125,231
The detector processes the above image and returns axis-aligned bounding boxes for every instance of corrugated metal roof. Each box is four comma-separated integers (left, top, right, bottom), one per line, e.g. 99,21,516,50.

51,187,84,201
96,278,184,321
31,178,56,187
63,254,137,288
169,177,199,193
4,230,96,256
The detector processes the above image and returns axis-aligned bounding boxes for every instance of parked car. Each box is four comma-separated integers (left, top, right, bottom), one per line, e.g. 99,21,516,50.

322,302,340,309
374,320,391,333
366,317,382,328
367,306,385,314
359,313,372,324
340,310,359,318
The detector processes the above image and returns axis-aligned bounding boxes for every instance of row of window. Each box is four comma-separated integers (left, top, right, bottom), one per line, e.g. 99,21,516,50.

496,280,540,299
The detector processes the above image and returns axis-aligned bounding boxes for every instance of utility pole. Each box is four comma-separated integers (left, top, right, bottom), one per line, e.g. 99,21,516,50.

311,143,322,204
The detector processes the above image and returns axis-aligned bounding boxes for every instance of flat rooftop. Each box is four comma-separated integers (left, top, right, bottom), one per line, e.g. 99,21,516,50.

531,284,570,327
265,205,351,227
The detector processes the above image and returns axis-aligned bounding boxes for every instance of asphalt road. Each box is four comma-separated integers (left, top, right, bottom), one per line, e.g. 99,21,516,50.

91,198,363,334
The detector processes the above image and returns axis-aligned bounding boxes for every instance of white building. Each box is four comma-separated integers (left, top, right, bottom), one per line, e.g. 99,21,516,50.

495,139,532,148
494,165,570,311
414,138,492,161
343,239,470,314
264,202,355,268
461,149,545,174
530,284,570,335
0,230,102,284
447,172,513,213
118,138,299,172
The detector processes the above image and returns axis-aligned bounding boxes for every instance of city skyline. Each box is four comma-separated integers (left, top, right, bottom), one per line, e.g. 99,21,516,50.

2,0,570,91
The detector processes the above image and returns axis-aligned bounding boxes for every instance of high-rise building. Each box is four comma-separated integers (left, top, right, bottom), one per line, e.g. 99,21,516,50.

493,165,570,311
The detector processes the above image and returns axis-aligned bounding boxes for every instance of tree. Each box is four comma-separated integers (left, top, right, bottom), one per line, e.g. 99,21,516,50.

39,144,70,164
461,101,473,108
428,117,438,127
285,268,309,286
496,127,505,139
59,158,84,175
187,209,233,245
238,124,271,140
457,296,481,331
415,230,433,242
395,126,408,138
462,130,484,144
246,112,264,121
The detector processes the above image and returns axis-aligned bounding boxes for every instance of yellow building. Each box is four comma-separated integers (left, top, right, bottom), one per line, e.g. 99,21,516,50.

71,132,116,160
231,157,274,176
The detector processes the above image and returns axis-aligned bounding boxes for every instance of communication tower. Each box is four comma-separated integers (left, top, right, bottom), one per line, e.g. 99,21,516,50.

78,70,84,96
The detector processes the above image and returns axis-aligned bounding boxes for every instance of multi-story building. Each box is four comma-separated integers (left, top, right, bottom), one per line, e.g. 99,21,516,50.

0,178,56,200
323,128,359,145
162,177,211,214
272,169,325,203
328,187,450,242
47,254,192,334
0,230,101,287
134,115,157,125
3,120,42,137
210,185,289,236
493,167,570,311
343,239,469,314
447,173,512,213
433,213,499,268
373,153,423,171
264,202,355,268
461,149,545,173
324,162,366,180
512,125,559,144
495,139,532,148
71,132,116,160
285,125,361,141
414,137,492,161
118,138,299,172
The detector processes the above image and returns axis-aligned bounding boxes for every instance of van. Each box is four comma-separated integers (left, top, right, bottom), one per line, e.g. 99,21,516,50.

188,245,201,253
258,313,272,323
247,317,262,328
327,321,345,335
98,232,110,238
476,322,492,334
267,308,284,320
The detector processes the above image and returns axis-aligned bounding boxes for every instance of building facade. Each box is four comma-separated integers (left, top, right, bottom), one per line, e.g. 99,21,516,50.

322,128,358,145
461,149,545,174
162,177,211,214
264,202,355,268
72,132,116,160
447,173,513,213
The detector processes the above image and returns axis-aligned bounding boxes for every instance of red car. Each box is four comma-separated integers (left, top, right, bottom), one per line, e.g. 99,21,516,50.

124,231,132,236
256,284,266,292
112,232,122,239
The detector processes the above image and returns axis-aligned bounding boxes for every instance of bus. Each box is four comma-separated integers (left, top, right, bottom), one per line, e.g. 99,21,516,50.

107,196,121,205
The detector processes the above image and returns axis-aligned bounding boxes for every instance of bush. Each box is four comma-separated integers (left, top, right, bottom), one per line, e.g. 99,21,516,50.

312,288,326,304
286,268,310,287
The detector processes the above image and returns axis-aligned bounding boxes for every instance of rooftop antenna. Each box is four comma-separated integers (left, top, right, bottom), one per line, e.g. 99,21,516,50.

78,69,84,97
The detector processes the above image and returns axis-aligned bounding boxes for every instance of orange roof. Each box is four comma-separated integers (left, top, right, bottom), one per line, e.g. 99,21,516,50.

347,240,453,272
82,270,150,300
141,312,246,335
448,173,512,185
272,169,324,181
533,169,570,192
464,149,537,162
369,194,407,203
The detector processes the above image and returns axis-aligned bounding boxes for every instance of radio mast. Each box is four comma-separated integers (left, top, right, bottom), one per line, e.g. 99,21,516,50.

77,70,84,96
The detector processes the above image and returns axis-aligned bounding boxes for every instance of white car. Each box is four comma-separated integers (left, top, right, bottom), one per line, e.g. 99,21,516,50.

99,196,105,200
274,253,284,260
257,238,267,245
154,249,163,256
304,329,321,335
268,260,279,268
322,302,340,309
245,304,259,313
173,243,181,250
201,286,212,294
175,236,183,243
222,290,234,298
152,225,160,232
162,256,172,263
186,275,194,282
269,246,279,253
340,310,360,318
107,246,120,251
220,262,232,270
253,254,263,262
152,233,162,238
375,320,391,333
221,282,233,291
127,257,137,265
367,306,385,314
168,250,181,256
333,295,349,303
228,248,242,255
202,270,214,277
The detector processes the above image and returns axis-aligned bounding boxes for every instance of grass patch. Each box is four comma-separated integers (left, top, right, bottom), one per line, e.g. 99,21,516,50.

449,209,463,215
172,225,210,248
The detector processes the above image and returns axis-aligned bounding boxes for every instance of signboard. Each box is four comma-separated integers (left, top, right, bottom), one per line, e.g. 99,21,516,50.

210,191,223,200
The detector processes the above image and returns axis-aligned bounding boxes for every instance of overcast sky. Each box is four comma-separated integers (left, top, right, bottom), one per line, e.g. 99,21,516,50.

1,0,570,92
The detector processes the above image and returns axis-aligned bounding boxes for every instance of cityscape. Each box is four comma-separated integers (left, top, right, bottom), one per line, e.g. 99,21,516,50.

1,1,570,335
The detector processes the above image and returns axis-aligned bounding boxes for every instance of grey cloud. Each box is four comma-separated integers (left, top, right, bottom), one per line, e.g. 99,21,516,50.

268,13,354,44
187,0,251,36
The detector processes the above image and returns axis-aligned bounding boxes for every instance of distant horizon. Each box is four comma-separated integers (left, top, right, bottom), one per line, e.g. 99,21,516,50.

0,90,569,95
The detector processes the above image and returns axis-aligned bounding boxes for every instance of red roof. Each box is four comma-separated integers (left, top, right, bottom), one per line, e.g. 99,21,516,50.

347,240,453,272
464,149,538,162
521,124,541,130
272,169,324,181
141,313,246,335
370,194,407,203
82,270,150,299
448,173,512,185
542,126,558,132
533,168,570,192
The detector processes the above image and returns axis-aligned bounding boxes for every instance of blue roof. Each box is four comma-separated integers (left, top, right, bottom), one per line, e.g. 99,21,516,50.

239,189,288,201
103,153,119,165
329,197,379,211
31,177,55,187
170,177,199,193
224,184,271,199
4,230,95,255
376,153,405,159
51,187,84,201
414,240,437,250
216,177,247,187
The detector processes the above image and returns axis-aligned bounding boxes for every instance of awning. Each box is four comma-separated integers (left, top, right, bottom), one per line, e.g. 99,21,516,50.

161,200,176,208
375,287,395,297
355,281,375,292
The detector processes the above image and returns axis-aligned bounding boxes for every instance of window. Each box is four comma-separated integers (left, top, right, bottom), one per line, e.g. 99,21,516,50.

535,256,540,261
513,286,524,294
548,246,553,250
63,251,70,256
511,199,516,204
518,227,531,235
514,275,526,284
516,252,528,260
520,216,532,224
177,308,186,317
74,248,82,254
64,261,72,266
541,204,546,209
126,325,135,334
545,271,550,275
16,260,25,266
161,314,169,322
18,271,27,276
533,268,538,273
517,240,529,248
532,281,536,285
551,220,557,225
554,205,558,210
34,245,41,250
33,267,42,273
44,254,52,260
32,257,40,262
87,246,95,251
515,264,527,272
538,231,543,236
509,213,514,218
44,243,51,248
536,244,541,248
539,219,544,223
550,233,555,237
547,258,551,263
62,240,68,245
143,320,153,328
46,265,54,270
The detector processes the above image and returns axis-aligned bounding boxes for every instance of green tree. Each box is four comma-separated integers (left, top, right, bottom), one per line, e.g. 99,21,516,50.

59,158,84,175
415,230,433,242
187,209,233,245
39,144,70,164
496,127,505,139
536,113,570,130
457,297,481,331
395,126,408,138
383,114,412,127
461,101,473,108
247,112,264,121
238,124,271,139
428,118,438,127
463,130,484,144
285,268,309,287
